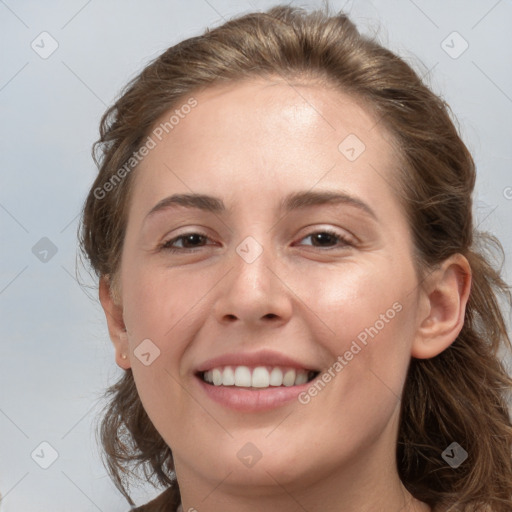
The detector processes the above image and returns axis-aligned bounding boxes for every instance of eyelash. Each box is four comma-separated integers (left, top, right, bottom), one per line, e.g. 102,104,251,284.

159,229,353,253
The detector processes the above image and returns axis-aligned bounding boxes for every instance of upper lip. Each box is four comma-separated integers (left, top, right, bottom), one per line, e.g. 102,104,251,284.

195,349,319,373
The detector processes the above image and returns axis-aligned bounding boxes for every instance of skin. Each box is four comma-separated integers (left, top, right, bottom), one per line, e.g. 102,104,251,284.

100,77,471,512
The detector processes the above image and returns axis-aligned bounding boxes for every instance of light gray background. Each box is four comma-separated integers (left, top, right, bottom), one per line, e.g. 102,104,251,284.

1,0,511,510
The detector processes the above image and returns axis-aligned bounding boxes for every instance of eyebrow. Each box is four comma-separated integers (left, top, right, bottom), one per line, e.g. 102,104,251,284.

145,190,377,220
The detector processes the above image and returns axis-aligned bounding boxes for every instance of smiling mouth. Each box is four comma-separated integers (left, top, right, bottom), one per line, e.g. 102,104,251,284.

198,365,320,389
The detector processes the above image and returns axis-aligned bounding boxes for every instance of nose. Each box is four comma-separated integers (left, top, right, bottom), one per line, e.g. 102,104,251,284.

212,238,293,328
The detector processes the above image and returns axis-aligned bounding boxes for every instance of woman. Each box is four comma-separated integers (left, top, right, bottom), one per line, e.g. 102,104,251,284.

79,5,512,511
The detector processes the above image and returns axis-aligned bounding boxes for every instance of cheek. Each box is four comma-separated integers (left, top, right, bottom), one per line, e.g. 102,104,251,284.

303,261,417,398
122,263,211,345
120,265,205,436
298,259,414,338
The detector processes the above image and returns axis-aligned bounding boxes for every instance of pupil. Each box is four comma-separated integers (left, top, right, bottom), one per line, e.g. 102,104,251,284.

315,233,333,246
185,234,203,247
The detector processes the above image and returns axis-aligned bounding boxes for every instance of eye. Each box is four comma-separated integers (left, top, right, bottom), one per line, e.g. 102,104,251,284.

160,228,353,254
296,229,353,250
160,232,214,253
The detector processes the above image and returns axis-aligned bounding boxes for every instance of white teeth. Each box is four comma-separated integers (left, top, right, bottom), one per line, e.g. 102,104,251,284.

212,368,223,386
294,371,308,385
269,367,283,386
222,366,235,386
234,366,252,387
252,367,270,388
282,369,296,387
202,366,313,388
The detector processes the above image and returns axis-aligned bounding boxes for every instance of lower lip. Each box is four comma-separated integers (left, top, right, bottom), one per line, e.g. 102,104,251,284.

195,375,314,412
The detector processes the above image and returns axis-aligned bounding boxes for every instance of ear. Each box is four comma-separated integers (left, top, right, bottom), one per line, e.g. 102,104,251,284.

411,254,472,359
99,275,131,370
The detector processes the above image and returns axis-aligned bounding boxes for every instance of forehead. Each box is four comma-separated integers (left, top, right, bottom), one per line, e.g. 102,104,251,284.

130,77,401,218
163,77,388,154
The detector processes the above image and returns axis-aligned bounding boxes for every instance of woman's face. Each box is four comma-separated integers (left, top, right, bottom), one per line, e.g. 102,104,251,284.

112,78,428,494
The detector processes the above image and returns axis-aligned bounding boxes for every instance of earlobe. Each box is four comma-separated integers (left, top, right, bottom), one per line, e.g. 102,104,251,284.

99,276,131,370
411,254,472,359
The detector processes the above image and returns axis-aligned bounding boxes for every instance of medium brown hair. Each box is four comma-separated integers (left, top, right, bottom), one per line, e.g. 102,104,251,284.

79,5,512,511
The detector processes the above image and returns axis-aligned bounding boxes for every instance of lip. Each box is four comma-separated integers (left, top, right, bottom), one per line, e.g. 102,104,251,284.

194,349,320,412
195,374,316,412
195,349,318,373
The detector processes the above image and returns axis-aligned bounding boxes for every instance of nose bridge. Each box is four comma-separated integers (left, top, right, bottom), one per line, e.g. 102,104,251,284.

231,232,275,298
228,201,277,286
213,228,292,324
